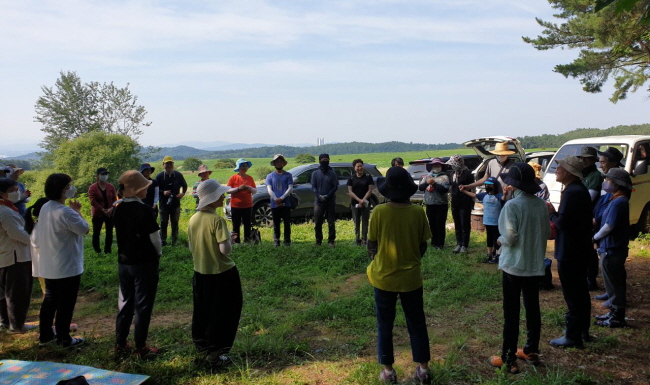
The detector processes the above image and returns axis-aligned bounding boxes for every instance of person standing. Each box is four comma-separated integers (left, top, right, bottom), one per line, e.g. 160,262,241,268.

488,163,550,374
6,165,30,217
446,155,475,253
418,158,450,250
192,165,212,210
140,163,159,216
155,156,188,246
593,169,632,328
0,178,35,334
577,147,604,291
461,142,516,194
113,171,163,357
311,154,338,247
188,179,242,366
227,159,257,244
36,174,88,347
88,167,117,254
391,158,404,168
461,177,505,263
367,167,432,384
266,155,293,247
347,159,375,246
548,156,593,348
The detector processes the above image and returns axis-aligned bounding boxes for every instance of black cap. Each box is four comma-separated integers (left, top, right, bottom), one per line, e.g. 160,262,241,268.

319,153,330,160
96,167,109,175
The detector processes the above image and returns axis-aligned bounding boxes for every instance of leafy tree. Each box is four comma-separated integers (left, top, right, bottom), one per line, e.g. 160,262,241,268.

214,158,236,169
295,153,316,164
523,0,650,102
35,71,151,152
52,131,141,192
183,157,202,172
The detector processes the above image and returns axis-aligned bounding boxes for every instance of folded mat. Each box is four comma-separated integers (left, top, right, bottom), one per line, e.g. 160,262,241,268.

0,360,149,385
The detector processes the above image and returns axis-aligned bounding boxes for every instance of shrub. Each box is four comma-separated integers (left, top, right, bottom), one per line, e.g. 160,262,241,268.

295,153,315,164
255,166,273,180
214,158,236,169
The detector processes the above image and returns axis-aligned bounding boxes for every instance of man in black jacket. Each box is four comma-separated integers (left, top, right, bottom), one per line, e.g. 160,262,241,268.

548,156,592,348
155,156,187,246
311,154,338,247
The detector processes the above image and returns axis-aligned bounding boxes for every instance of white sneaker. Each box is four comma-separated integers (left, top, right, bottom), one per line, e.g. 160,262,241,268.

452,245,461,253
459,246,467,253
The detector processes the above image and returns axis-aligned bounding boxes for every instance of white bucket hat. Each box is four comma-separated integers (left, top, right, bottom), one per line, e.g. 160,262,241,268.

196,179,229,210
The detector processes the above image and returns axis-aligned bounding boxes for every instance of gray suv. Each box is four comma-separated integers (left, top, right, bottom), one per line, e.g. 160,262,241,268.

224,162,386,226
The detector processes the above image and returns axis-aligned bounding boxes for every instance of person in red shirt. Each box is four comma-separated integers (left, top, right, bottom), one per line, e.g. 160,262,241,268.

88,167,117,254
226,159,257,244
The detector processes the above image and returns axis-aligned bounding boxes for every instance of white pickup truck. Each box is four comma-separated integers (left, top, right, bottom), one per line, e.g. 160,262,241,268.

542,135,650,235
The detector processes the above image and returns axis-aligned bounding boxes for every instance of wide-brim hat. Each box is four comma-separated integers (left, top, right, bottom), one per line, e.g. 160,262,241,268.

270,154,286,166
118,170,152,198
377,166,418,200
604,168,633,190
577,146,598,158
491,142,515,156
528,161,542,179
554,155,584,179
598,147,624,167
499,162,541,194
234,158,252,172
140,163,155,173
196,179,229,210
425,158,448,172
197,164,213,176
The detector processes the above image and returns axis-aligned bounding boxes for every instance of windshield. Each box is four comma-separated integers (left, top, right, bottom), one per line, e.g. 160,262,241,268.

546,144,628,174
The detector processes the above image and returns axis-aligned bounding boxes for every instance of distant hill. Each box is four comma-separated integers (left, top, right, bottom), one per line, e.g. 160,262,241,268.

5,152,41,161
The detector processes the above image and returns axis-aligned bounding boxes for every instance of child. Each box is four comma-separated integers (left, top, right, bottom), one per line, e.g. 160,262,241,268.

187,179,242,366
368,167,432,384
461,177,505,263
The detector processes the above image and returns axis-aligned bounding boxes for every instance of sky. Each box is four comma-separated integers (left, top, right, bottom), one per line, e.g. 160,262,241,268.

1,0,649,156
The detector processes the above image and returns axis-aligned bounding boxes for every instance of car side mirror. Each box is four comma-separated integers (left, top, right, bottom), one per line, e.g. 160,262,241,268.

633,160,648,176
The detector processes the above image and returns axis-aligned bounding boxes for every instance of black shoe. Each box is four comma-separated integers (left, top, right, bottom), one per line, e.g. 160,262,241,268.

59,337,85,348
283,241,291,247
550,336,583,349
595,312,612,321
594,293,609,301
274,241,280,247
488,256,499,264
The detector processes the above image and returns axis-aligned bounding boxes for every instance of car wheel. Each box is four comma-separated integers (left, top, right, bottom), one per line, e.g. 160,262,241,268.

639,204,650,234
253,202,273,227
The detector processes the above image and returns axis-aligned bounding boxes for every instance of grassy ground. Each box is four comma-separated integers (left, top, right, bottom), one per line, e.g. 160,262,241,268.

2,198,649,384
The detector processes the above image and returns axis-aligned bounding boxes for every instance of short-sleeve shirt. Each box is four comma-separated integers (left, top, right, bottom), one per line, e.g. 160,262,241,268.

113,200,161,265
476,192,503,226
188,210,234,275
347,173,374,205
486,158,514,190
266,171,294,208
598,196,630,253
227,174,257,208
367,204,431,292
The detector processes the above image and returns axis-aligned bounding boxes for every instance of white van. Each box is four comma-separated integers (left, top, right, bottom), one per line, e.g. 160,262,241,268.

542,135,650,234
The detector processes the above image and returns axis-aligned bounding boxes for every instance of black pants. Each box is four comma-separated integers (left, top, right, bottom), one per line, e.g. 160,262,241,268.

271,207,291,243
39,274,81,344
485,225,500,249
92,216,114,253
351,204,370,242
425,204,448,248
451,204,472,247
557,260,591,341
116,262,160,349
501,272,541,364
314,202,336,244
231,207,252,243
0,261,32,330
159,206,181,244
192,267,243,355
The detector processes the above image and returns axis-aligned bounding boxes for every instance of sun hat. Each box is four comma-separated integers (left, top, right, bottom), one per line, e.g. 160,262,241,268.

604,168,633,190
139,163,155,173
445,154,465,169
554,155,584,179
528,162,543,179
5,164,24,176
270,154,287,166
499,163,541,194
162,156,174,164
491,142,515,156
196,179,229,210
377,166,418,200
234,159,252,172
577,146,598,158
425,157,448,172
118,170,152,198
197,164,213,176
598,147,624,167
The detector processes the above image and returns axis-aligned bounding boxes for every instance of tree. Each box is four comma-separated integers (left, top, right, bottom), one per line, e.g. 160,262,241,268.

523,1,650,102
53,131,141,192
35,71,151,152
295,153,316,164
183,157,202,172
214,158,236,169
596,0,650,24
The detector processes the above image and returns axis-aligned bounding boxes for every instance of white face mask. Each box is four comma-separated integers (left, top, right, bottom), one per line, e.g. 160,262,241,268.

65,185,76,199
431,167,442,174
7,191,21,203
99,174,109,182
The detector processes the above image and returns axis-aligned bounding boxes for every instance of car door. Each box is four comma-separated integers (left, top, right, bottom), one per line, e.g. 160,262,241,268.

292,166,317,217
333,166,353,214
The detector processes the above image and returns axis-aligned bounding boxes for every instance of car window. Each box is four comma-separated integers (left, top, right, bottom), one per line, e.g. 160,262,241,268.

547,144,628,174
334,167,352,180
407,164,428,180
296,169,315,184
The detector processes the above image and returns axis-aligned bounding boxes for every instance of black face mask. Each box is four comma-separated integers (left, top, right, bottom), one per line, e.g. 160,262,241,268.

485,186,495,194
275,166,283,171
320,160,329,168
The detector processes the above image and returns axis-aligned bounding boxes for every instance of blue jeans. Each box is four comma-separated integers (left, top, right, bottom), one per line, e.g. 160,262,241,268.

374,286,430,365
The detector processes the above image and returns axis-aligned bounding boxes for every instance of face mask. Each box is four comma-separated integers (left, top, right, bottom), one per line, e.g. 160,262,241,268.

603,180,616,193
99,174,109,182
275,166,284,171
485,186,494,194
65,185,76,199
320,160,329,168
431,167,442,174
7,191,21,203
451,165,462,172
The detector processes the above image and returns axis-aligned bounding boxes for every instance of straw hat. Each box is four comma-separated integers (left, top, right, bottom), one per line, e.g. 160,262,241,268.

196,179,229,210
118,170,152,198
555,156,584,179
528,162,543,179
197,164,212,176
491,142,515,156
